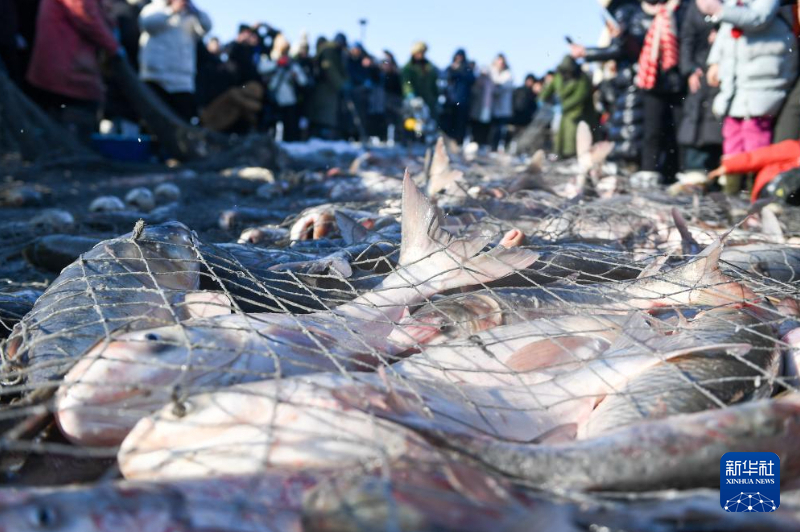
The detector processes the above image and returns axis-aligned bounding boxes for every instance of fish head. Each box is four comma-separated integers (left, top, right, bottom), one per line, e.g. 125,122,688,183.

115,222,202,290
0,487,182,532
55,323,244,446
388,294,503,347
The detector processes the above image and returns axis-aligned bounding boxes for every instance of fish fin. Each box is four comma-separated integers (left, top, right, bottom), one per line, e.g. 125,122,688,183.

334,210,371,246
528,423,577,444
665,236,756,305
441,460,513,506
637,255,669,279
319,255,353,278
268,257,353,278
528,149,546,174
576,121,593,173
605,312,659,352
400,173,539,288
761,207,785,244
427,137,464,196
669,238,727,285
672,207,701,256
506,336,598,373
377,366,417,416
590,140,615,166
348,151,371,174
181,292,233,319
400,169,452,266
661,343,753,362
550,272,581,286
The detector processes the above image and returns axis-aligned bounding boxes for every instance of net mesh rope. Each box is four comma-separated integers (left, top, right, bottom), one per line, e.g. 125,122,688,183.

0,146,799,530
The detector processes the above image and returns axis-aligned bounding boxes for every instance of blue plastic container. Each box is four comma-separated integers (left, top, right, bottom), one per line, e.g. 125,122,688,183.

91,134,153,162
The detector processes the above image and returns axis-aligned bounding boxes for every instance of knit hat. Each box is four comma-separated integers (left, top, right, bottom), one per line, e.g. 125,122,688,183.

411,41,428,55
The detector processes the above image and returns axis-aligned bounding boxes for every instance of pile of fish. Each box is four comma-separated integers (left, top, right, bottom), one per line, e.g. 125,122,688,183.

1,132,800,531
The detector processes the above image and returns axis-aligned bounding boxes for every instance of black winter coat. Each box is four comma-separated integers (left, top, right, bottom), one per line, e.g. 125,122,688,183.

676,1,723,147
583,0,647,162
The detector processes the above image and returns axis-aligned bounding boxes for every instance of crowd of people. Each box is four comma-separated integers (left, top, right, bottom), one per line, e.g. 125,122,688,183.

0,0,549,148
4,0,800,200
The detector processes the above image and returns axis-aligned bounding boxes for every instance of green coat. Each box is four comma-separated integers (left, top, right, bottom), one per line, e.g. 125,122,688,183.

401,59,439,118
311,43,349,128
540,71,595,158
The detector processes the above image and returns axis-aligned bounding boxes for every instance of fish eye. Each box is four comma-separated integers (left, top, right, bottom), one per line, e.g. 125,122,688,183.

144,333,160,342
28,505,58,528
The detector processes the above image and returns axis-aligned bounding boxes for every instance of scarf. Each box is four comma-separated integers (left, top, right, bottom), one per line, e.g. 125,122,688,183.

635,0,680,90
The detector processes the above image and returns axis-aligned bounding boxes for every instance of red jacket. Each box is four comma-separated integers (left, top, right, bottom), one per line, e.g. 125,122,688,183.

723,140,800,201
26,0,118,102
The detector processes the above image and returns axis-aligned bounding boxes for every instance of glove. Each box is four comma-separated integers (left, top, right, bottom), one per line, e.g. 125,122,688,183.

696,0,723,17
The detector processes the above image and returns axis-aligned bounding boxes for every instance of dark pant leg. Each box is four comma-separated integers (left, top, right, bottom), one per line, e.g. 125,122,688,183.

0,46,20,83
641,92,663,172
168,92,197,123
279,104,301,142
774,77,800,143
641,91,680,180
490,117,509,150
145,82,196,123
452,105,469,144
470,120,490,146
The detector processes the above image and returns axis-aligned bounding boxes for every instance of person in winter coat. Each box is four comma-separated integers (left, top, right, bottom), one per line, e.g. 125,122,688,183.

489,53,514,150
699,0,797,194
511,74,538,129
775,1,800,142
26,0,121,140
442,48,475,144
469,65,494,147
0,0,21,82
310,33,349,139
539,55,596,158
225,25,263,89
633,0,686,184
571,0,647,164
708,138,800,201
139,0,212,122
401,41,439,120
677,0,723,171
261,38,309,141
382,50,403,139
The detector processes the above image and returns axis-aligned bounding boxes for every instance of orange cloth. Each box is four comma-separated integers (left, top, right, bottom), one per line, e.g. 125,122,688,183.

722,140,800,201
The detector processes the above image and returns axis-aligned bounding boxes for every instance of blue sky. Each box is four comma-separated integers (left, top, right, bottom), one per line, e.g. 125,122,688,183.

201,0,605,80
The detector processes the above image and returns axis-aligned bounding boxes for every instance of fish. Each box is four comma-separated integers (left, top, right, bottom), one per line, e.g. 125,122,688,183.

2,468,798,532
55,173,538,446
23,235,104,274
670,206,800,284
393,238,755,346
116,313,626,478
379,308,766,440
118,311,748,479
0,471,324,532
419,394,800,492
580,306,781,438
1,222,206,398
0,289,42,339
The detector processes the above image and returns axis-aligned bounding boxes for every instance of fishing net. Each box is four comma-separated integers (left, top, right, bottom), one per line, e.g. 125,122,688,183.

1,140,800,531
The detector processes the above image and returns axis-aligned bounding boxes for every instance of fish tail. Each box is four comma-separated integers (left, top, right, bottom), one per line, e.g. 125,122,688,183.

399,171,539,292
427,137,464,196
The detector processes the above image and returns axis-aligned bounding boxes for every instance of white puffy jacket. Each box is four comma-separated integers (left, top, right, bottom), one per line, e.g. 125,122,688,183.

139,0,212,93
708,0,797,118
